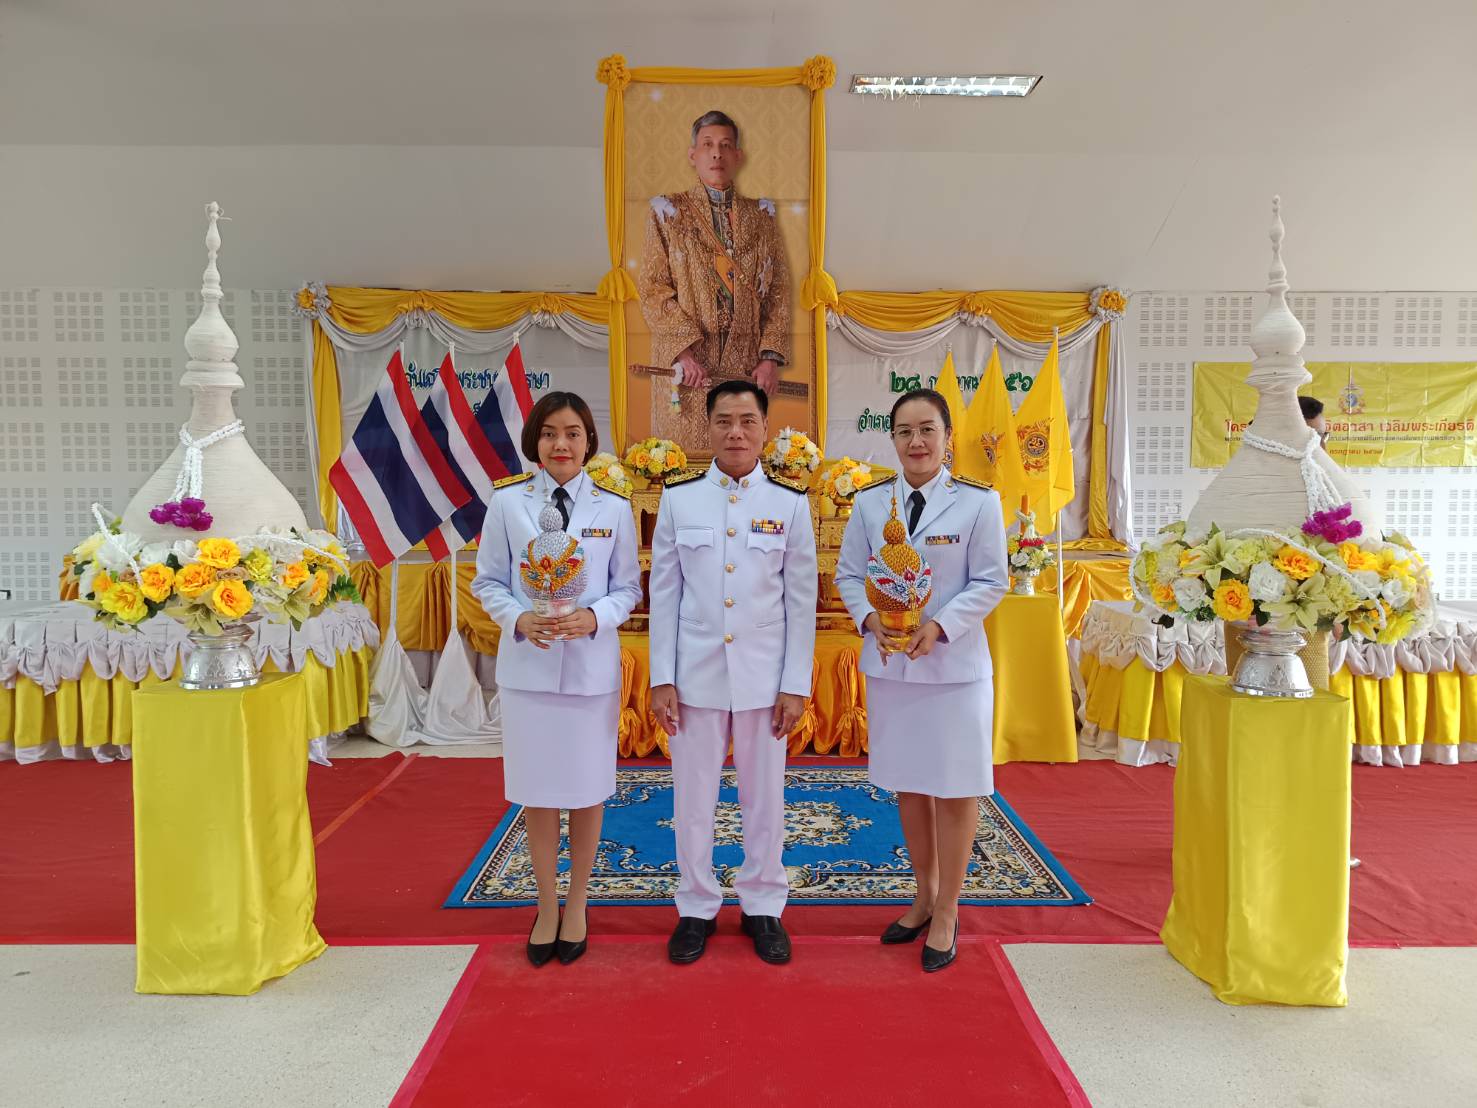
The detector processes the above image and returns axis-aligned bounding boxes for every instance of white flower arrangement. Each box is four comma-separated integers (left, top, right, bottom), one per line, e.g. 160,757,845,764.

761,426,822,481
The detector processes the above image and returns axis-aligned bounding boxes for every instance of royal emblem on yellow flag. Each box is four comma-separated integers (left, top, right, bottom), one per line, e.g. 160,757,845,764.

1013,332,1075,528
959,344,1026,513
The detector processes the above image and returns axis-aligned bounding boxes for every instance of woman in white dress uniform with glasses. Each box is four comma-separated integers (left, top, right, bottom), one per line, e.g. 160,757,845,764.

472,391,642,968
834,388,1008,973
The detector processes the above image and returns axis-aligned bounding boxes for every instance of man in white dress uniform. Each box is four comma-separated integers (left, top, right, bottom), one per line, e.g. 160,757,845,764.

649,380,818,964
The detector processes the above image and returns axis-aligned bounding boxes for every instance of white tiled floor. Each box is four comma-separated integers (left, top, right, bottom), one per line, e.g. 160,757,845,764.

1006,943,1477,1108
0,944,476,1108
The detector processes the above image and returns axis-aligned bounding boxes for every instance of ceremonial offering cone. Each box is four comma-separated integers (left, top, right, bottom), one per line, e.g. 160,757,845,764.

123,203,308,540
865,493,931,652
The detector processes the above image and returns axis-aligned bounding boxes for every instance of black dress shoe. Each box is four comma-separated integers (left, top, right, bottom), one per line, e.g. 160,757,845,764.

921,921,958,973
556,914,588,965
881,916,932,945
527,911,559,968
740,913,792,965
668,916,718,964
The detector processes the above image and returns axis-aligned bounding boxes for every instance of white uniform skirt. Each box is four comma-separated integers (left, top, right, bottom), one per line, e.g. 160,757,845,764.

866,676,994,799
500,688,620,809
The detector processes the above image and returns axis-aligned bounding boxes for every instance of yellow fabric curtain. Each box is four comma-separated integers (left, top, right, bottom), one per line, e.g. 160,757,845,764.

308,288,607,527
597,54,836,451
835,290,1094,340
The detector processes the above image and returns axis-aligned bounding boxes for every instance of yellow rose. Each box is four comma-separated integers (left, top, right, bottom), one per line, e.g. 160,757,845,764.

281,561,310,591
92,570,115,599
210,579,255,621
243,548,275,583
853,471,872,488
1338,542,1379,573
102,581,149,623
1273,545,1318,581
1151,583,1178,609
195,538,241,570
1211,580,1255,622
633,450,651,468
309,569,331,604
176,562,217,599
138,563,175,603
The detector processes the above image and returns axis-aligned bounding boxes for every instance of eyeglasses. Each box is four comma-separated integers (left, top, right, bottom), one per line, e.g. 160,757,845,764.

891,425,943,443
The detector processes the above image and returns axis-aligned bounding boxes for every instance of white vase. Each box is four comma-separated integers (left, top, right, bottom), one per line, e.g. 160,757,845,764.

1011,571,1039,596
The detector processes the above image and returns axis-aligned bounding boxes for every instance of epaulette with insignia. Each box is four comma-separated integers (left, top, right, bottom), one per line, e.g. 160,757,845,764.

663,468,706,487
950,473,993,491
590,475,630,500
765,472,810,494
857,480,891,494
493,472,534,490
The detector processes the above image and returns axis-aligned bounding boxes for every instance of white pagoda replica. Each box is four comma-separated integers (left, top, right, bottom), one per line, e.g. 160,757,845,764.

1186,197,1384,537
122,203,308,539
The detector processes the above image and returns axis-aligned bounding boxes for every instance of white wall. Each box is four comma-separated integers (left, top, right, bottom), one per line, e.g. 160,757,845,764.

5,145,1477,293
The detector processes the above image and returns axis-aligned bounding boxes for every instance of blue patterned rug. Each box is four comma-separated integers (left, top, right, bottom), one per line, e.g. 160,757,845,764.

446,767,1088,908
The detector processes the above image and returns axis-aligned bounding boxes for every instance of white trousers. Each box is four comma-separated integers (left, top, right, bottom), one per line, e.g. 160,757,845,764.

670,704,789,919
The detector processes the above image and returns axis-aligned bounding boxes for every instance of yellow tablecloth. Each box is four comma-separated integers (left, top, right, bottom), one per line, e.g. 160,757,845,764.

1079,649,1477,765
1160,676,1352,1007
133,673,326,995
1,648,372,758
988,595,1078,764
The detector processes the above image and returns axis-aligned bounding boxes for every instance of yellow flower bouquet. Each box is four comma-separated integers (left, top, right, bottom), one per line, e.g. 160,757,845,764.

760,427,822,484
1131,515,1434,644
623,438,687,485
584,452,635,497
70,509,359,636
818,457,877,505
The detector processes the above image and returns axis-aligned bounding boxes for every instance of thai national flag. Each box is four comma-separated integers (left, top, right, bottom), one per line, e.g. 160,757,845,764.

329,350,472,568
475,341,534,477
418,350,522,559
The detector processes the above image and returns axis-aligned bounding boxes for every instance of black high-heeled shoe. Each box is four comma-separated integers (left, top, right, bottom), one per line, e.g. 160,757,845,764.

921,920,958,973
527,909,559,968
881,916,932,945
556,910,588,965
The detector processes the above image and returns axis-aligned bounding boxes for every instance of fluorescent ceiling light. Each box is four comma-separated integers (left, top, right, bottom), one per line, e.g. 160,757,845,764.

849,74,1041,99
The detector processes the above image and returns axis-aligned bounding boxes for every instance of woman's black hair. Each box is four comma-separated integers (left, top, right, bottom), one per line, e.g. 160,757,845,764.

889,387,952,432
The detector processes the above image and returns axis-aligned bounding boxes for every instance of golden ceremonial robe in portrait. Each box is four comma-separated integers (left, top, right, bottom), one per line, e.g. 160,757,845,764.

639,182,792,451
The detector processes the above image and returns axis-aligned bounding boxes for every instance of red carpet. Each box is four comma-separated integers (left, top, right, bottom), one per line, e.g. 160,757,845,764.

391,937,1087,1108
3,755,1476,947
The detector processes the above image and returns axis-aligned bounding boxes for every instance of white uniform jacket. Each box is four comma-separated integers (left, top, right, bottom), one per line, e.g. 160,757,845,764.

649,461,818,712
471,469,642,696
834,469,1008,684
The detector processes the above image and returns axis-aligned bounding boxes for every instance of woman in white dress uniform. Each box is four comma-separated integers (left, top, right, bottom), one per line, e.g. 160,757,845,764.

471,392,642,967
834,388,1008,972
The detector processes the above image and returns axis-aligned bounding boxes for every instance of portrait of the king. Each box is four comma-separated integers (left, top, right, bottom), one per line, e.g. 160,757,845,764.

638,109,793,453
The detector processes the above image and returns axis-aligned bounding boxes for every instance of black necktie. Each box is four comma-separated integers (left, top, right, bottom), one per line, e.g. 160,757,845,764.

553,487,571,531
907,490,925,536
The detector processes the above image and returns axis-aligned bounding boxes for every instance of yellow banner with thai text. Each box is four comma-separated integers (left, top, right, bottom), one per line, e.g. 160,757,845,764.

1191,362,1477,469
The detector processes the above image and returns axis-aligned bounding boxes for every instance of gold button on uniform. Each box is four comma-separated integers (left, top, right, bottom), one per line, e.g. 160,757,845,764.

727,527,736,536
720,477,730,487
725,598,734,607
729,494,738,503
725,563,735,573
724,634,734,643
741,479,750,488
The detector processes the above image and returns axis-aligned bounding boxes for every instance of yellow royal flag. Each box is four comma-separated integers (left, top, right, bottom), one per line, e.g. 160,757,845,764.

1014,332,1075,527
959,343,1027,506
933,350,969,439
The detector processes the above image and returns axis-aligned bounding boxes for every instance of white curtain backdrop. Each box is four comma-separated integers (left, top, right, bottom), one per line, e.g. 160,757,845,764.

824,311,1133,543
